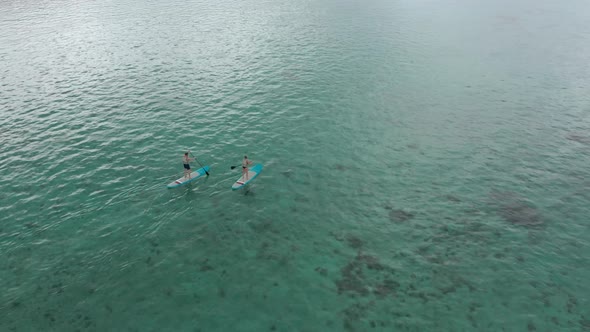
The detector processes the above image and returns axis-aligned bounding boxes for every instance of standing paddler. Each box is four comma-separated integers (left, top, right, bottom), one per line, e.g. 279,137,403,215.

241,155,253,181
183,151,194,179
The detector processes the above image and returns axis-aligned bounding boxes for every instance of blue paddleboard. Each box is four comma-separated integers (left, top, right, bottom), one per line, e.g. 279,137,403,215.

167,166,210,189
232,164,263,190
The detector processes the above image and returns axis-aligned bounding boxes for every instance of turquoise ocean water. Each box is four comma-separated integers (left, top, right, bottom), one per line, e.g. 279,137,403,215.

1,0,590,330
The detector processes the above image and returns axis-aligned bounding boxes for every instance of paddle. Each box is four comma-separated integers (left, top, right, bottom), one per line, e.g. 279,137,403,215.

190,152,209,176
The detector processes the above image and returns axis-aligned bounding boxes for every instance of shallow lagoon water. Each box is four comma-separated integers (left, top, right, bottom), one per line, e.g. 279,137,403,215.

1,0,590,330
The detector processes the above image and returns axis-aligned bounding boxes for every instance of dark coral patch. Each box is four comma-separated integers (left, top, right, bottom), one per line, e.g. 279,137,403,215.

199,259,214,272
373,279,399,298
498,202,542,226
337,260,368,296
315,267,328,277
341,303,371,332
566,133,590,144
445,195,461,203
336,253,396,297
389,209,414,222
489,191,543,227
346,235,364,250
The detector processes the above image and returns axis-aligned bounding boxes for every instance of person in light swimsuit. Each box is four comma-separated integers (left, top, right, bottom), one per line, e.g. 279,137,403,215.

183,152,194,178
242,155,253,180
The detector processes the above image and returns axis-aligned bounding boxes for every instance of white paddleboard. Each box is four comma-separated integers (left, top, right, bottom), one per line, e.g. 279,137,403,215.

232,164,263,190
167,166,210,189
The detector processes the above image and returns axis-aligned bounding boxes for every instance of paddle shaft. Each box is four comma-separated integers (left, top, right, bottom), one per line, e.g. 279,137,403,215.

190,152,209,176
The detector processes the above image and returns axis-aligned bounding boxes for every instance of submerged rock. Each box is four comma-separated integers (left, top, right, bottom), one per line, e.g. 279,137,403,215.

337,259,368,296
445,195,461,203
566,133,590,145
336,253,396,297
346,235,364,250
315,267,328,276
498,201,542,226
373,279,400,298
489,191,543,227
341,302,371,332
388,209,415,222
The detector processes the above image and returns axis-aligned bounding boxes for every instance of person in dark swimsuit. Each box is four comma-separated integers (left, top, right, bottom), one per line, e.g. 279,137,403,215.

183,152,194,178
241,155,253,180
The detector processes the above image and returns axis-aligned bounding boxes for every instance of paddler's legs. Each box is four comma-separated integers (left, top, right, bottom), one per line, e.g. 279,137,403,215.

184,165,191,179
242,167,249,181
